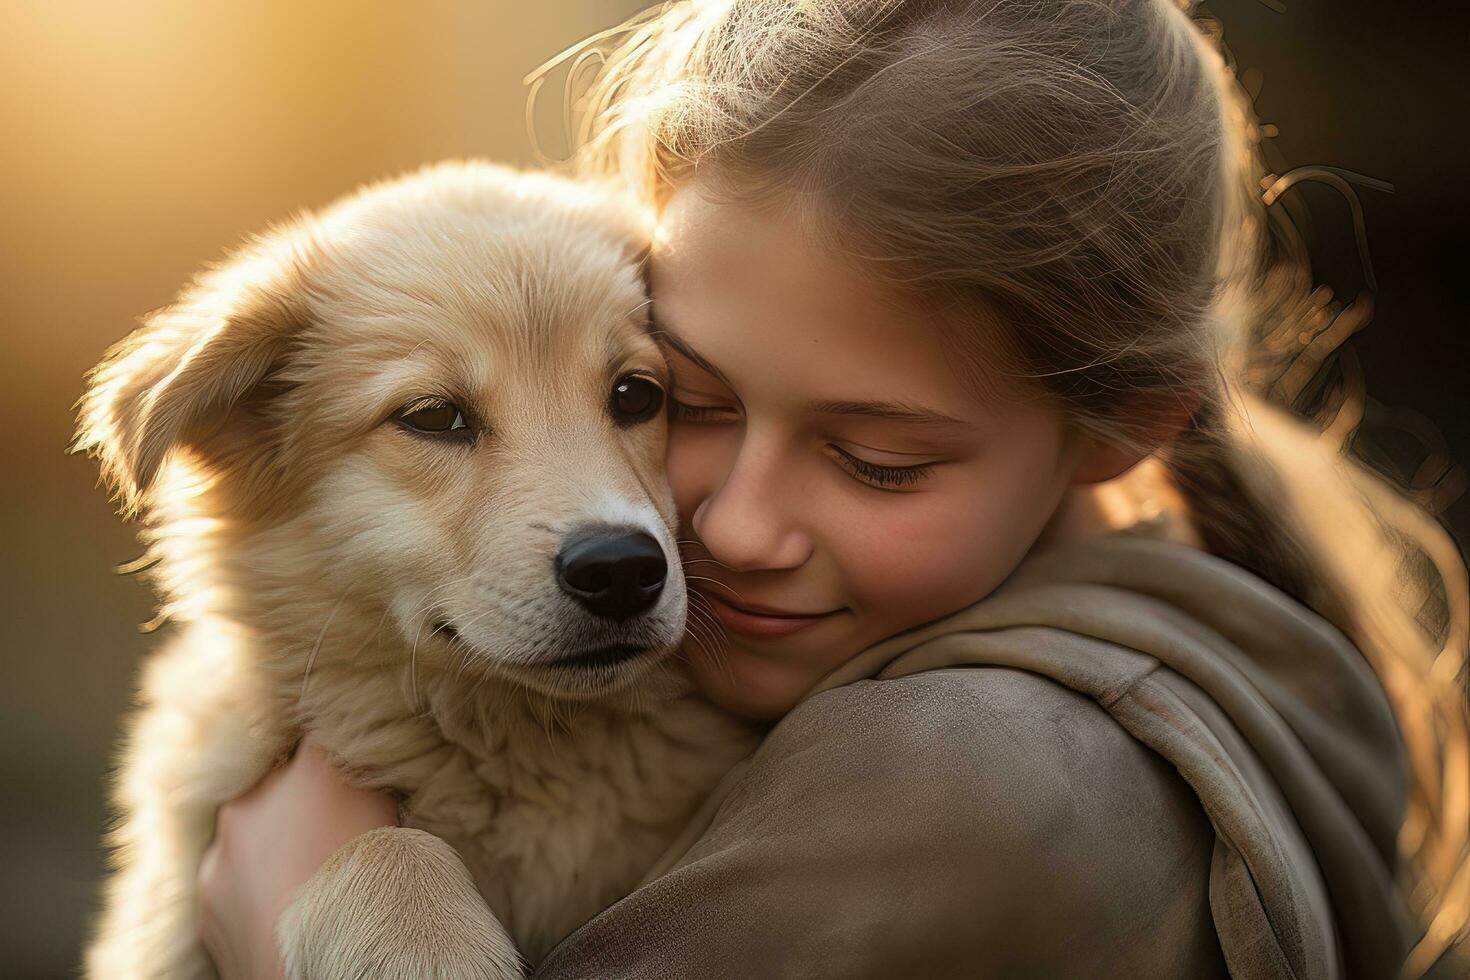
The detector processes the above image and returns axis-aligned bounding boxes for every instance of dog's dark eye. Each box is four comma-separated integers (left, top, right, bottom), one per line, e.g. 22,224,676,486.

610,375,664,427
395,399,471,439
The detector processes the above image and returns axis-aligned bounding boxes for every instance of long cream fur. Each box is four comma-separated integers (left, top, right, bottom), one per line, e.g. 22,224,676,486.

75,161,757,979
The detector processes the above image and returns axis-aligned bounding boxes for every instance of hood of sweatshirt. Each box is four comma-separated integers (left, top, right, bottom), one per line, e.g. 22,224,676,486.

806,530,1410,980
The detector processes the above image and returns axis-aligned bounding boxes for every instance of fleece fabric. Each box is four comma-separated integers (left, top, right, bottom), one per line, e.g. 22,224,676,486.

536,531,1409,979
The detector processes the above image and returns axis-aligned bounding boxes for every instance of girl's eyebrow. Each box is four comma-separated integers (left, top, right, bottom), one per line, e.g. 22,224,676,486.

652,314,966,428
809,400,966,427
649,323,734,388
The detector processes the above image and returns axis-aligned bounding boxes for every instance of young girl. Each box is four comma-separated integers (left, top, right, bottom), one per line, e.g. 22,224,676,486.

197,0,1469,976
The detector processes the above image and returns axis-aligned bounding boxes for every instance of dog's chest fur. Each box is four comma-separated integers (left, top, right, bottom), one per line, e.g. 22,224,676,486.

286,650,758,962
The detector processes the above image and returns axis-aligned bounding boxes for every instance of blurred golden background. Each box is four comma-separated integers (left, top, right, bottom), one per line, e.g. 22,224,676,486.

0,2,646,973
2,1,1464,976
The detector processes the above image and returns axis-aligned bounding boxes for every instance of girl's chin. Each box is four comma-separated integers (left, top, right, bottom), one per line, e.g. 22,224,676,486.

686,639,823,722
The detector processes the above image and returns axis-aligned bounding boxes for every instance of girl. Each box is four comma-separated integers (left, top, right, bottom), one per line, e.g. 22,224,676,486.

198,0,1469,976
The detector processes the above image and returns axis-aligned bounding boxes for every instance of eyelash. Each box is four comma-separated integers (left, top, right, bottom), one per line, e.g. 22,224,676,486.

668,395,734,423
669,394,936,491
831,446,935,489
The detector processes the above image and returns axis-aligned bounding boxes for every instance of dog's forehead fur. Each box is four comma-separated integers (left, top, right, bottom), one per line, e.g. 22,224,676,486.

265,161,666,484
289,164,656,425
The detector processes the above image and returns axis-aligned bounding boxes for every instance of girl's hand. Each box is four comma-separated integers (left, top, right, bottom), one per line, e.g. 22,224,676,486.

197,741,400,980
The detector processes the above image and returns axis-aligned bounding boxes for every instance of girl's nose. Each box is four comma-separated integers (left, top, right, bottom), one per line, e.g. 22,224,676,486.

691,440,812,573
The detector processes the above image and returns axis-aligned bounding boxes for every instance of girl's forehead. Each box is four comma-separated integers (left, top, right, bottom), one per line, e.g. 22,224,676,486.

650,179,1037,422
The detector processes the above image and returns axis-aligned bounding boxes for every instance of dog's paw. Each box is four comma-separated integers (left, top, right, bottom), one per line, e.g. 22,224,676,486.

278,826,524,980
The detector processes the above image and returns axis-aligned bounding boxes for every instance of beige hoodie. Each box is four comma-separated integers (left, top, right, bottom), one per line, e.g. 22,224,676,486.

536,531,1409,979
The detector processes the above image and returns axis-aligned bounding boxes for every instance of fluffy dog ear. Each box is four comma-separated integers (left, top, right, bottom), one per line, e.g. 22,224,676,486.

75,242,310,515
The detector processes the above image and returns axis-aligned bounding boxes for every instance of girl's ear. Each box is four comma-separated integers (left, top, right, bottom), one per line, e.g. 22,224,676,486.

74,244,310,516
1069,393,1201,486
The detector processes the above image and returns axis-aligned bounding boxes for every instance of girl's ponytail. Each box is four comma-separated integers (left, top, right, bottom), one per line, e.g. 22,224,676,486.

1185,8,1470,963
1176,381,1470,976
1168,396,1331,620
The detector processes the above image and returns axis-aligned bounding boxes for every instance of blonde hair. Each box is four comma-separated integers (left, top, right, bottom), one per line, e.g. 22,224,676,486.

533,0,1469,970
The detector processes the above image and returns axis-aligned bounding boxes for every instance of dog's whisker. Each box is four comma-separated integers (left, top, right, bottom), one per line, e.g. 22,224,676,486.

690,628,727,673
447,606,502,634
685,595,733,681
675,542,734,573
115,552,161,576
683,574,742,600
409,573,480,606
466,670,495,720
446,662,483,716
690,611,723,644
413,605,495,707
451,644,476,685
403,575,481,627
301,592,350,705
685,598,720,636
553,694,576,742
683,609,723,658
687,591,726,630
523,684,554,747
685,630,734,686
409,623,424,714
684,624,718,665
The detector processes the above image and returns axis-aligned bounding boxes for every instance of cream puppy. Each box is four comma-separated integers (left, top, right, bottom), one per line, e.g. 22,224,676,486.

76,162,755,979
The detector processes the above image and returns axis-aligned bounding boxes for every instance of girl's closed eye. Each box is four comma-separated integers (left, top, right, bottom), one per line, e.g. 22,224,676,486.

657,334,743,424
669,390,741,423
827,444,940,491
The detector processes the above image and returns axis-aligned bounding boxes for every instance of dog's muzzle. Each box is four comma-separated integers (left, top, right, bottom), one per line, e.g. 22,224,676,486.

554,527,667,622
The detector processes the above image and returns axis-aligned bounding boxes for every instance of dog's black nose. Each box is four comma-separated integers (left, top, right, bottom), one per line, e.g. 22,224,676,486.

555,529,667,621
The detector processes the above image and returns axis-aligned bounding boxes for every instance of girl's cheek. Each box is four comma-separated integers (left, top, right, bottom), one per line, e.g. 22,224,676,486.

666,425,733,527
837,493,1016,622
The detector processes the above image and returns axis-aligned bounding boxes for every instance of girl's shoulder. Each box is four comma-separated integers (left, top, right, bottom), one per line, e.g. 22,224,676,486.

747,666,1222,916
564,668,1228,978
769,666,1205,847
765,530,1408,977
540,667,1227,978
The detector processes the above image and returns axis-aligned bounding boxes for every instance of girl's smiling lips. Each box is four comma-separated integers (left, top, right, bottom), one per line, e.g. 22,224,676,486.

696,590,844,639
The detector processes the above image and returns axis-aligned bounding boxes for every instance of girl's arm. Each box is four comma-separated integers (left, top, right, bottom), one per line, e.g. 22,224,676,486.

201,669,1229,978
535,668,1229,978
200,743,521,979
197,741,400,979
